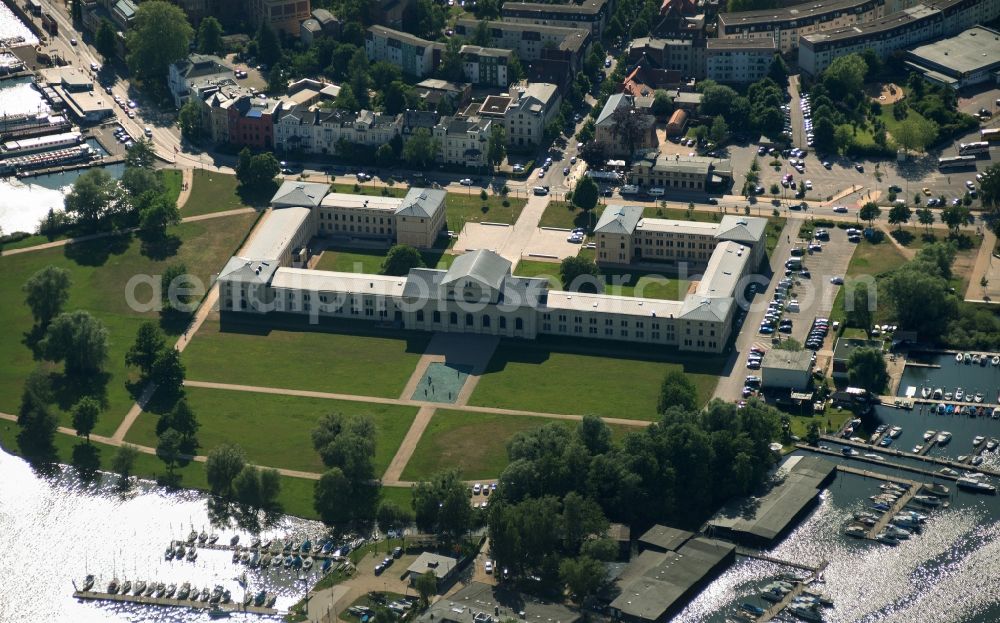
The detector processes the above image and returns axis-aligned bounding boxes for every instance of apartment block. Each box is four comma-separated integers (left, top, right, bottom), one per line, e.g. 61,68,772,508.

365,26,444,79
718,0,888,53
705,38,777,83
460,45,511,87
501,0,611,35
477,82,561,148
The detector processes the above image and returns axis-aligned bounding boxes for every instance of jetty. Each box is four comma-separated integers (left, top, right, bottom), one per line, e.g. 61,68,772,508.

73,590,279,615
734,549,822,573
754,560,829,622
865,482,920,539
815,436,1000,478
799,443,959,480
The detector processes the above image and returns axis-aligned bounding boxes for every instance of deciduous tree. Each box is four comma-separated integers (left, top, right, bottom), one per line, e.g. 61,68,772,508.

41,311,109,376
126,1,193,84
658,369,698,413
206,443,246,497
381,244,425,276
559,256,600,292
196,16,223,55
887,203,911,230
71,396,101,441
95,18,117,61
847,347,888,393
23,266,71,328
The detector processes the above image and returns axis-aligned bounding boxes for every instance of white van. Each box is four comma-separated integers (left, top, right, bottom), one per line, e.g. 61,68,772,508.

533,186,549,196
143,127,153,137
648,187,665,197
620,185,639,195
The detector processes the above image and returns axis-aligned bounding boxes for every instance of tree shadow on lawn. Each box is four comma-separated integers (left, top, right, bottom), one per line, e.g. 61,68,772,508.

158,308,193,336
217,312,431,354
49,370,110,414
890,229,915,246
71,442,102,482
63,232,132,267
481,336,728,377
139,231,182,261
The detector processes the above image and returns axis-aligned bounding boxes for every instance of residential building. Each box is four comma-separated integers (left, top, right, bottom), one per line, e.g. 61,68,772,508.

621,65,686,99
168,54,235,108
798,0,1000,75
272,106,403,154
300,18,322,44
631,153,735,192
705,38,777,83
477,82,561,148
627,37,706,78
413,79,471,111
365,26,444,79
402,109,441,136
227,94,281,149
311,8,341,35
831,338,882,381
452,18,592,72
501,0,611,35
594,94,658,157
433,115,492,168
671,91,702,110
372,0,411,29
173,0,213,23
460,45,511,87
761,349,813,390
718,0,889,53
247,0,311,35
904,25,1000,88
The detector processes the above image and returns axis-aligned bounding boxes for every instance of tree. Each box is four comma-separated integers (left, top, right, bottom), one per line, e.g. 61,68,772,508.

235,148,280,195
314,467,354,524
414,571,438,606
559,256,600,292
161,263,191,312
438,36,465,82
822,54,866,96
699,84,738,117
402,128,439,168
980,164,1000,235
885,266,957,336
412,470,472,538
196,16,223,55
150,347,186,401
381,244,425,276
156,428,183,473
559,556,605,603
312,412,377,482
651,90,672,118
709,115,729,144
916,207,935,232
156,397,199,453
125,138,156,169
845,284,874,336
658,369,698,413
16,369,58,457
139,192,180,240
126,1,193,84
887,203,911,230
65,168,119,229
806,421,821,446
23,266,71,327
178,98,203,140
572,175,599,221
41,311,109,376
941,203,972,235
112,444,139,483
381,80,408,116
847,347,888,393
71,396,101,441
256,22,282,67
377,500,414,534
120,165,162,201
859,202,881,226
206,443,247,497
487,123,507,171
95,18,117,61
767,53,789,87
893,115,937,155
334,83,360,112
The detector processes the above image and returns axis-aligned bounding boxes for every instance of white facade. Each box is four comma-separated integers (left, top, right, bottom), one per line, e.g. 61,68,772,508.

273,106,403,154
433,116,491,168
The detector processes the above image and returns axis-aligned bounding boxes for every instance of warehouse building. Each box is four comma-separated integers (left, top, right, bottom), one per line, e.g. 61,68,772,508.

761,349,813,390
904,25,1000,89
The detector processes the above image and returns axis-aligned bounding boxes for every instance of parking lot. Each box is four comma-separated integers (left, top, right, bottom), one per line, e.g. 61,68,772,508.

522,227,586,260
453,222,511,254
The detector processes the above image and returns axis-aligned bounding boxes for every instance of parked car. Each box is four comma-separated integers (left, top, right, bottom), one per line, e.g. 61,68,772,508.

459,178,474,186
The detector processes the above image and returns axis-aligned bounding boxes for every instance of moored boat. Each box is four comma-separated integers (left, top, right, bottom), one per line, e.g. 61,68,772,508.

992,355,999,366
107,579,119,594
82,574,95,592
230,535,240,547
923,430,936,442
922,483,949,496
937,431,952,445
121,580,131,595
889,426,902,438
955,388,964,401
957,477,997,494
955,353,964,363
178,582,191,599
133,580,146,596
974,392,984,403
165,583,176,598
974,436,985,446
844,525,867,538
987,438,998,451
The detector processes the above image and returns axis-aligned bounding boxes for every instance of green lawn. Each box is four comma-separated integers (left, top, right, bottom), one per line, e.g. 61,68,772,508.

0,419,322,520
400,409,635,481
0,213,259,436
331,183,406,198
846,238,909,278
539,201,598,231
878,101,933,146
642,205,720,223
125,386,417,476
315,247,388,274
445,193,525,233
161,169,182,206
513,260,562,288
183,315,429,399
468,343,720,420
183,170,256,216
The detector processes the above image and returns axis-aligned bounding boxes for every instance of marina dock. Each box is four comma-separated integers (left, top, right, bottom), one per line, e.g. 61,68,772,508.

799,443,959,480
865,483,920,540
754,560,829,623
72,590,279,615
13,153,124,178
815,435,1000,478
734,549,822,573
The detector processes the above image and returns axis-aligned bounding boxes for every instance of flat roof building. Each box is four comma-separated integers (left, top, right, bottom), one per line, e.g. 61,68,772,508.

501,0,611,35
719,0,889,53
417,582,580,623
609,535,736,623
904,25,1000,89
406,552,459,586
761,348,813,390
707,455,836,546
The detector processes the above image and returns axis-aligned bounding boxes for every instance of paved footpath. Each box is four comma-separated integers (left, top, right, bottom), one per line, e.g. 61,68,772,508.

497,192,551,268
965,228,1000,304
381,405,437,485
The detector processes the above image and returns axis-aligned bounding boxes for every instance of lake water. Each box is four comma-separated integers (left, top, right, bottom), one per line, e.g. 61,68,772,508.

0,76,47,117
0,139,123,235
0,2,37,46
896,351,1000,405
0,448,330,622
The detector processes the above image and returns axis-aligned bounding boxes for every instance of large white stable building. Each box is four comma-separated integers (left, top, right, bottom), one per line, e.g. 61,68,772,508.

218,196,768,354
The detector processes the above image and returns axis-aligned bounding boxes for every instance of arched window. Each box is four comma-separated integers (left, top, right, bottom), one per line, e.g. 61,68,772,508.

449,312,458,324
515,318,524,331
482,315,491,328
433,311,441,323
416,310,424,322
499,317,507,329
466,313,474,326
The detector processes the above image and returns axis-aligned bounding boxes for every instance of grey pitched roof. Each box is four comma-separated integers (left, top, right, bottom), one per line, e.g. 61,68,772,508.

594,205,643,235
402,267,446,298
270,180,329,208
218,256,279,285
441,249,511,291
596,93,630,127
679,296,732,321
715,215,767,244
395,187,446,219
